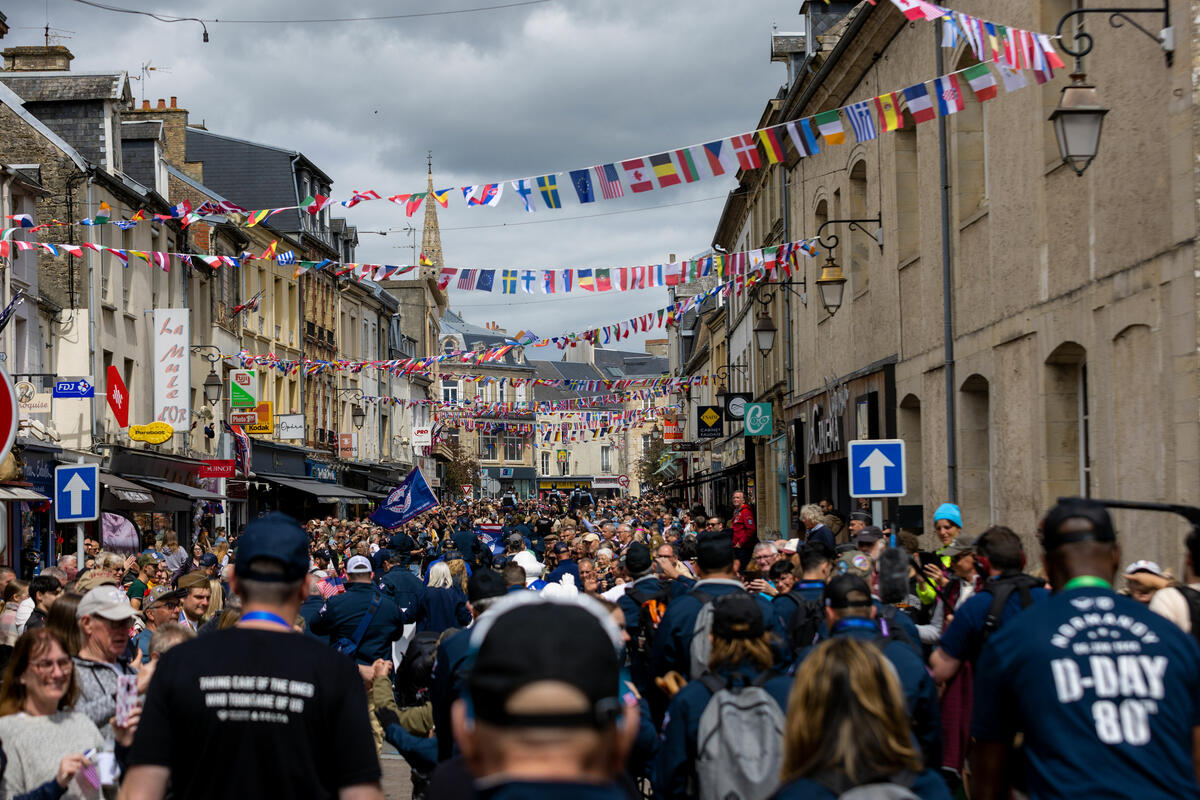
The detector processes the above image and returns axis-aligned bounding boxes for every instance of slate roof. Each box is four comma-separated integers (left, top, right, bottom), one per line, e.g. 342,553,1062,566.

0,80,87,171
0,71,129,103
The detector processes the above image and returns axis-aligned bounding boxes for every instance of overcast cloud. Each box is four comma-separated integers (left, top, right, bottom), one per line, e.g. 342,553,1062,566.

20,0,800,346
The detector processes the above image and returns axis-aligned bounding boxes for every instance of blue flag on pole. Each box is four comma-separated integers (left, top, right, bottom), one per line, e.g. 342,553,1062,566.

370,468,439,530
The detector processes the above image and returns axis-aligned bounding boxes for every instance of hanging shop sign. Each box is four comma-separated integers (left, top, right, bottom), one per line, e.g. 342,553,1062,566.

200,460,236,478
129,421,174,445
229,369,257,408
723,392,753,421
277,414,305,440
153,309,190,427
697,405,722,439
247,401,273,436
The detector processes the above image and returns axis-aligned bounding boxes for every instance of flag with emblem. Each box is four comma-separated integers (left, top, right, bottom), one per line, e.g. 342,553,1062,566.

476,270,495,292
935,74,964,115
302,194,331,214
568,169,595,203
595,268,612,292
621,159,654,192
874,92,903,131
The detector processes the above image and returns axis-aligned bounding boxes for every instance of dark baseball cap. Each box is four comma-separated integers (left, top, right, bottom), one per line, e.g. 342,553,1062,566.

467,595,624,729
468,569,508,603
377,548,395,563
552,541,571,555
854,526,884,545
1042,499,1117,550
825,573,874,609
624,542,652,574
198,552,219,567
711,592,764,640
234,512,310,582
696,530,734,571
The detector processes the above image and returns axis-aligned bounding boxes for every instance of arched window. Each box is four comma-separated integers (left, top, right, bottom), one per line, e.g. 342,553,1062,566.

959,374,993,526
898,394,923,501
848,161,870,296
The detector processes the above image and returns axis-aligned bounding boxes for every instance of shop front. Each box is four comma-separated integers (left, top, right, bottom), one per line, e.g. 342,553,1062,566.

484,466,534,499
787,360,896,521
591,476,625,497
14,442,58,575
108,447,226,548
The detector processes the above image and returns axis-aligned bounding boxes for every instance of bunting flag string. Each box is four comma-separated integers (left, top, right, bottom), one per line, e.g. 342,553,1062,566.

2,39,1061,237
11,234,817,298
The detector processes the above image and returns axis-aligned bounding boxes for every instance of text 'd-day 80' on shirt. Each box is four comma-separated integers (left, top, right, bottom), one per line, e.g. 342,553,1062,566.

971,586,1200,800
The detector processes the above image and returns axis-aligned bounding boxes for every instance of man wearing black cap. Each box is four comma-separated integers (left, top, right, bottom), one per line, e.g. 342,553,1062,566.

807,574,940,763
450,594,639,799
970,500,1200,800
123,512,383,800
651,530,787,682
846,510,872,542
545,540,580,585
377,548,424,612
429,569,509,763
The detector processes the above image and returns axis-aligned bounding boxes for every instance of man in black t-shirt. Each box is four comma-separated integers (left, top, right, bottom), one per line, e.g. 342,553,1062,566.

123,513,383,800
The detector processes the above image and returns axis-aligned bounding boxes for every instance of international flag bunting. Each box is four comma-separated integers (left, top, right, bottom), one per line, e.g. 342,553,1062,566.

815,110,845,145
785,119,820,157
729,134,762,170
276,251,295,265
649,153,681,187
437,268,455,290
232,289,264,315
246,208,275,227
419,252,433,266
168,199,191,218
675,148,700,182
542,270,557,294
902,82,936,123
595,268,612,292
457,269,477,290
260,240,278,261
577,268,594,291
431,188,453,208
594,164,624,199
476,270,495,292
757,127,785,164
90,202,112,225
405,194,425,217
963,62,997,101
846,101,878,143
996,62,1027,93
302,194,332,215
702,141,732,176
465,184,503,207
621,159,654,193
342,189,381,208
568,170,595,203
501,270,518,294
512,180,537,212
875,92,903,132
934,74,965,115
536,175,562,209
6,214,33,228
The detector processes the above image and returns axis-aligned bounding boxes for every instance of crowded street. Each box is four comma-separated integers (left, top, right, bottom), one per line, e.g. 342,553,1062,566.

0,0,1195,798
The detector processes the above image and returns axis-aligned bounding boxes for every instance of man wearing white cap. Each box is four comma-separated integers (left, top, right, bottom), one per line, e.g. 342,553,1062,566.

74,584,138,736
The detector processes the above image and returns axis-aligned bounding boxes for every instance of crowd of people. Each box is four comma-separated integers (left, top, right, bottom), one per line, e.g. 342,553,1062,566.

0,488,1194,798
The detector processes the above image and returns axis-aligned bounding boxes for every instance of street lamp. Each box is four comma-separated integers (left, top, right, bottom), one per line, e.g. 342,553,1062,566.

202,368,223,407
815,257,848,315
754,312,777,356
351,404,366,430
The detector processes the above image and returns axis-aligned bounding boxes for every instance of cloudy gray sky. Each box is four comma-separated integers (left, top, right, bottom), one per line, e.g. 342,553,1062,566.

22,0,800,346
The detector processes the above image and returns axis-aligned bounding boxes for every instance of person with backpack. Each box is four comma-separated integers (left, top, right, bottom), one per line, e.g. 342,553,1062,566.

774,541,835,656
1149,530,1200,636
617,543,669,694
798,574,940,765
772,636,952,800
654,592,792,800
651,530,788,684
970,500,1200,800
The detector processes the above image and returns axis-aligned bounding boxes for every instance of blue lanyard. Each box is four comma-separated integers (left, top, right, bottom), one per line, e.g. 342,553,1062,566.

833,618,878,634
240,611,292,630
797,581,826,591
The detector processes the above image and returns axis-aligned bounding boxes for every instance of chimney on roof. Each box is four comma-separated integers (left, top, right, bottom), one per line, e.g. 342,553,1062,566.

170,96,177,108
2,44,73,72
141,99,150,111
126,94,191,171
156,98,166,109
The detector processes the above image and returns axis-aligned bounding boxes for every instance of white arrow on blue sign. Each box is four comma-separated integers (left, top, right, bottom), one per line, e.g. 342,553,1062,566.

847,439,907,499
54,463,100,522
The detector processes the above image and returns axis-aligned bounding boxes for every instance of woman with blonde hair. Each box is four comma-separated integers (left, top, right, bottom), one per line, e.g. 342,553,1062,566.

446,557,469,594
772,637,950,799
401,562,470,634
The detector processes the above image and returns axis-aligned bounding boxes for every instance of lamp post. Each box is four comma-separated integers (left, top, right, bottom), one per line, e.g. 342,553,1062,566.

811,217,879,317
189,346,225,407
1049,5,1172,175
754,312,777,357
351,404,366,430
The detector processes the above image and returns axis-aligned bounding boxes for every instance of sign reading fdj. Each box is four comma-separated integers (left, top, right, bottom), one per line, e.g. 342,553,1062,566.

743,403,773,437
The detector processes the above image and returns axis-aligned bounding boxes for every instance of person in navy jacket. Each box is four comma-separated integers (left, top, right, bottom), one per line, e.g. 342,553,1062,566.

402,561,471,634
651,531,789,682
376,549,424,611
310,555,406,665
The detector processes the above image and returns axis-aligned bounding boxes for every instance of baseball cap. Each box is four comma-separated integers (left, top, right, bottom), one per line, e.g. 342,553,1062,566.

346,555,373,574
711,592,764,640
466,594,624,729
376,548,395,564
235,512,310,582
825,573,874,610
77,585,136,621
697,530,735,571
468,569,508,603
1124,559,1164,578
854,526,884,546
143,585,184,610
624,542,652,575
176,570,210,592
505,532,525,548
136,553,160,569
836,551,875,580
849,511,872,524
198,553,219,568
1042,499,1117,550
942,539,975,559
552,541,571,555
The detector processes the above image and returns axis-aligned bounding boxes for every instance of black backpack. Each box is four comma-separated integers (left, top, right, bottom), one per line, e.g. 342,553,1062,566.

780,592,824,653
626,586,670,658
967,573,1043,661
397,629,455,706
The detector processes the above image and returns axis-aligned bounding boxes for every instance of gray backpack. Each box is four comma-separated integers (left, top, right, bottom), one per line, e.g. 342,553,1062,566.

695,672,785,800
687,590,717,679
812,771,922,800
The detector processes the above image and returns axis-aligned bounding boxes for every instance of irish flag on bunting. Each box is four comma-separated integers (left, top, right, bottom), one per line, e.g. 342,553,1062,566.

815,110,845,145
963,62,997,101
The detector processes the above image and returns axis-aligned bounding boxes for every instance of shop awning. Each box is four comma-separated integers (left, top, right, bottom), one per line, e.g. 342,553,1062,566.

0,486,49,501
98,473,155,505
133,477,224,501
262,475,373,504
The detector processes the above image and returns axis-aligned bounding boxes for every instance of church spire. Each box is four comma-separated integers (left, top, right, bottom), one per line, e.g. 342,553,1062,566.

420,150,444,269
